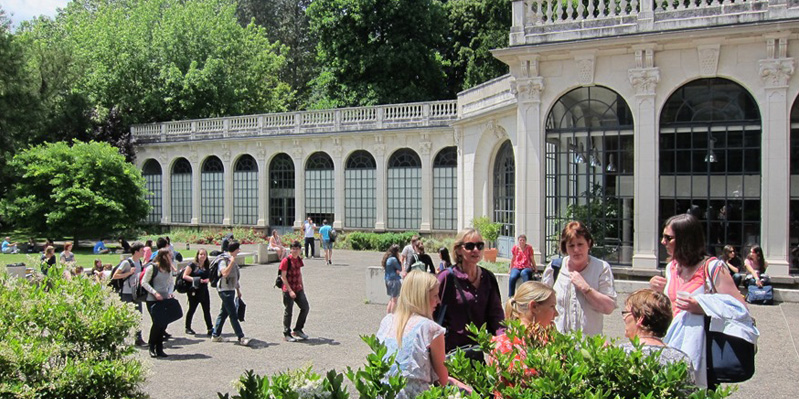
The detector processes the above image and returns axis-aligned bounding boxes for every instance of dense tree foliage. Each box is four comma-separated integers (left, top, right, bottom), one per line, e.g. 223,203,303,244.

237,0,317,109
0,140,150,240
307,0,449,107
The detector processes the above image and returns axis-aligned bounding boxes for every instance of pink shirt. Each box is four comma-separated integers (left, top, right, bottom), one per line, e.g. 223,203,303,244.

510,245,534,270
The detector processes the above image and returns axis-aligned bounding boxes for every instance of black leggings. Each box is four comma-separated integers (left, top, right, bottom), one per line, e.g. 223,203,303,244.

185,286,212,331
146,301,166,348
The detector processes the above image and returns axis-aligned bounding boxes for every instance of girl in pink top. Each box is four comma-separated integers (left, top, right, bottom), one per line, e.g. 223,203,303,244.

508,234,536,297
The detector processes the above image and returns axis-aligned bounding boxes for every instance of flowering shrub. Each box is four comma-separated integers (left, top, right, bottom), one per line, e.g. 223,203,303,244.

142,227,271,245
0,267,146,398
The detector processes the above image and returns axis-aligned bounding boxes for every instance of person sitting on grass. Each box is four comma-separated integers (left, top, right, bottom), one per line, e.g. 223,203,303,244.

2,237,20,254
94,238,110,254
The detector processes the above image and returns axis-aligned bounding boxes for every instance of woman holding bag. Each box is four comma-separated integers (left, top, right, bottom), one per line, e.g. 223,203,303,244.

142,248,182,358
182,248,213,336
650,213,749,388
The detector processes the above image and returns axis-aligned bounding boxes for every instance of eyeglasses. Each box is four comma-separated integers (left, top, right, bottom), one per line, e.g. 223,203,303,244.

661,234,675,243
621,310,632,318
462,241,485,251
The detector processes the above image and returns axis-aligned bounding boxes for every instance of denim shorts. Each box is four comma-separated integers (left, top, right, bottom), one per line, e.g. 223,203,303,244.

321,239,332,250
385,279,401,298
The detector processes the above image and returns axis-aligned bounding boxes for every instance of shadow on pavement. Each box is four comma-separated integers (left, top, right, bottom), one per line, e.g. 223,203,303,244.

302,337,340,346
158,353,213,361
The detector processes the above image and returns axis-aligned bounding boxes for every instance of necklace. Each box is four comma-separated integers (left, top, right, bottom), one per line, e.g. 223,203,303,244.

468,268,481,285
637,335,665,345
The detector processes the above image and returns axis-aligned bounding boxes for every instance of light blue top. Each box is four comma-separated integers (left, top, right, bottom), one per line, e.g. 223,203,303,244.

385,257,401,281
319,225,332,241
376,314,445,399
93,241,107,254
2,241,11,251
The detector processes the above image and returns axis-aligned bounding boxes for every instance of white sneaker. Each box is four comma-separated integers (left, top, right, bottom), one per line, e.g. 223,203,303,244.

293,330,309,340
211,336,225,343
237,337,251,346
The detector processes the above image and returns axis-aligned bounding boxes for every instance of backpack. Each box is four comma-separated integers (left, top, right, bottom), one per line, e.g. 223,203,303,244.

134,264,157,302
174,264,193,294
329,228,337,243
208,254,229,288
274,258,291,289
108,258,134,293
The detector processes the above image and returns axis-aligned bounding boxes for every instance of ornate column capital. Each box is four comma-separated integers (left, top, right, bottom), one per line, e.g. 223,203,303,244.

628,46,659,96
510,77,544,103
419,141,432,156
759,36,794,89
291,139,304,160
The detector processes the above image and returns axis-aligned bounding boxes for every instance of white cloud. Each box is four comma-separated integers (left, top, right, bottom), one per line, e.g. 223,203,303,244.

3,0,71,27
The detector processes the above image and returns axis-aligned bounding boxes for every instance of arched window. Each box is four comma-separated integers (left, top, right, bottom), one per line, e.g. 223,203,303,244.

270,153,295,227
433,147,457,230
791,97,799,275
305,152,335,224
659,78,761,263
171,158,192,223
388,149,422,229
494,141,515,240
142,160,162,224
234,155,258,225
545,86,634,264
201,156,224,224
345,150,376,228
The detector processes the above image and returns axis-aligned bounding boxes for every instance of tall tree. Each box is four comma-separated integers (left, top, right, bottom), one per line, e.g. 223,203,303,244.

0,140,150,240
443,0,510,95
307,0,448,107
237,0,317,109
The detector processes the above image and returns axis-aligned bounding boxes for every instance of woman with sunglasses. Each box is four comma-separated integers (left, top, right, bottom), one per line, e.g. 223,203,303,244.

435,228,504,353
649,213,747,388
542,221,617,336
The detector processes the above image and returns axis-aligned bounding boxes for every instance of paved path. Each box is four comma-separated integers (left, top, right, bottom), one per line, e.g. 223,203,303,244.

139,249,799,399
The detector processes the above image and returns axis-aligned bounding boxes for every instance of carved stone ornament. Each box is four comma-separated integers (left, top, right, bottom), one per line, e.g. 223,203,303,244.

419,141,432,156
485,119,507,140
291,140,304,159
373,143,386,157
698,44,720,77
576,55,595,85
759,58,795,88
628,68,660,96
510,77,544,103
331,145,343,158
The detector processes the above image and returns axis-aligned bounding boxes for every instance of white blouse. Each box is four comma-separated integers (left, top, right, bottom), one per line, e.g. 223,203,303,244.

542,255,617,336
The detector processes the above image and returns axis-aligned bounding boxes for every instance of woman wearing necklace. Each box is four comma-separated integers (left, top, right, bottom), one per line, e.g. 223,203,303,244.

542,221,617,336
649,213,747,388
620,289,694,383
435,228,504,353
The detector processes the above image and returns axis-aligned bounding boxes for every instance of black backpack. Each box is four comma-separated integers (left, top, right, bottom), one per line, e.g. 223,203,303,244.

175,264,193,294
329,228,337,243
108,258,134,293
274,257,291,289
134,263,157,302
208,254,229,288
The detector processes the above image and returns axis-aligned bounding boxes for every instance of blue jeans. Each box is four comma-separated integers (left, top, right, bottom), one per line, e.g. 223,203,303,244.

213,290,244,339
509,268,534,297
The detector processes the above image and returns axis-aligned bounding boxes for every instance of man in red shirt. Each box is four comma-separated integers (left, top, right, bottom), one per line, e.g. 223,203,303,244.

279,241,310,342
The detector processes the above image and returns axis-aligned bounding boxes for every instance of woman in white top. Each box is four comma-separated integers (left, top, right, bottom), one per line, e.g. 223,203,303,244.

376,270,447,398
269,230,286,259
542,221,617,336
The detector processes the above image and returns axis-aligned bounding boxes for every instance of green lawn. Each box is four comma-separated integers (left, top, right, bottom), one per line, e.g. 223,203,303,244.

0,249,130,270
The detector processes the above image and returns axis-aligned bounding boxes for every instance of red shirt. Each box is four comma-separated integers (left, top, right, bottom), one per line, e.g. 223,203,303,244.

511,245,534,270
279,255,304,293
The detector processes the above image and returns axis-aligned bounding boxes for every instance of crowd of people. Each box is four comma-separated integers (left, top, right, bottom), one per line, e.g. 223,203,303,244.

379,215,760,397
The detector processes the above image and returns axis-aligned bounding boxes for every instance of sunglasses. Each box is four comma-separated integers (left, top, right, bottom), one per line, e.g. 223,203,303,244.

661,234,675,242
462,241,485,251
621,310,632,318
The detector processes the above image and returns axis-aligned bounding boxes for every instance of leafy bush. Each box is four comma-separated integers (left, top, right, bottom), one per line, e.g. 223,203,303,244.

338,231,418,252
471,216,502,247
141,227,271,245
0,267,146,399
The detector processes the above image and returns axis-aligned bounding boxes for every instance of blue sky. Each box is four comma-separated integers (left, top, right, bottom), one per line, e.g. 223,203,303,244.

3,0,70,27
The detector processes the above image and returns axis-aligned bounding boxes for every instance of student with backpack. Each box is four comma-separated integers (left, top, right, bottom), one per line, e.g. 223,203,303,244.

111,242,147,347
181,248,213,336
210,241,251,346
141,248,181,358
319,220,334,265
280,241,311,342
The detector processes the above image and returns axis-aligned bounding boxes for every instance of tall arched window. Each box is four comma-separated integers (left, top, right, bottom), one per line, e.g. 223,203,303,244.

433,147,457,230
545,86,634,265
493,141,515,240
142,160,162,224
659,78,761,263
201,156,224,224
791,97,799,275
345,150,376,228
171,158,192,223
388,149,422,229
270,153,295,228
234,155,258,225
305,152,335,223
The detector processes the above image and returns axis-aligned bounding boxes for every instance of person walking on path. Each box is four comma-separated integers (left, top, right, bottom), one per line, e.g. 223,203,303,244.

280,241,311,342
383,244,402,313
401,236,420,272
111,242,147,346
508,234,536,297
303,217,317,259
211,241,251,346
319,220,333,264
182,248,213,336
141,248,178,358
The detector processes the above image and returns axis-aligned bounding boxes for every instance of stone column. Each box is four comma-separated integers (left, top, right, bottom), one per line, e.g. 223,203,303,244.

419,138,433,232
454,126,466,231
374,138,387,231
332,141,345,229
628,46,661,270
189,150,201,225
292,141,305,230
759,35,795,277
161,157,172,224
256,146,267,227
221,147,233,226
510,56,545,263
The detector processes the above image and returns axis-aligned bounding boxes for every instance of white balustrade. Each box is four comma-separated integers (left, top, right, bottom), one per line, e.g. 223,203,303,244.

131,100,457,142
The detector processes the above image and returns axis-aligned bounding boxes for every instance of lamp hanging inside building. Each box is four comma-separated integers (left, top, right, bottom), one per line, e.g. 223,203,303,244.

569,141,586,164
590,146,602,168
606,154,617,172
705,136,718,163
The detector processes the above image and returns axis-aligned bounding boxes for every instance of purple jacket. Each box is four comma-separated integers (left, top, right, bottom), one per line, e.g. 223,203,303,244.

436,266,505,352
